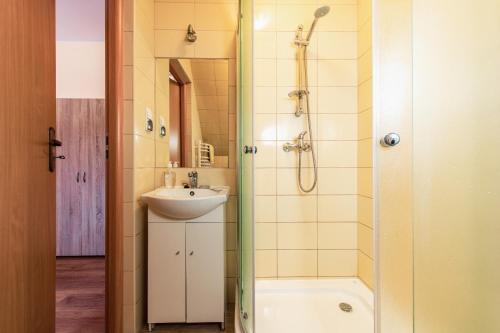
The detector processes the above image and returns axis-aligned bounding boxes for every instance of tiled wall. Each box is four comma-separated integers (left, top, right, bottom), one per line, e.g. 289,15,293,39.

253,0,361,278
357,0,373,289
122,0,239,331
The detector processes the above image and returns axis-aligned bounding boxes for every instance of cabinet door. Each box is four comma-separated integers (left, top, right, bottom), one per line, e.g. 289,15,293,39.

80,99,106,255
148,222,186,323
186,223,224,323
56,99,83,256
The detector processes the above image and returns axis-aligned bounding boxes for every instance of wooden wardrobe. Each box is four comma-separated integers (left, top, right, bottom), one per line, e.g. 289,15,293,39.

56,99,106,256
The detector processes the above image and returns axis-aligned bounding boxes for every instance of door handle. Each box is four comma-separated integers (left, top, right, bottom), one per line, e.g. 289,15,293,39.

380,133,400,147
175,251,180,255
83,172,86,183
189,251,194,256
48,127,65,172
76,172,80,183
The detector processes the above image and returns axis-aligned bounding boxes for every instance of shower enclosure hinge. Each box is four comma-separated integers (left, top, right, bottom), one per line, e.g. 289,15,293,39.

243,145,258,154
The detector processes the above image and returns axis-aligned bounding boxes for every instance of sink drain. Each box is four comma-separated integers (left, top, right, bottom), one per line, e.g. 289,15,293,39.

339,302,353,313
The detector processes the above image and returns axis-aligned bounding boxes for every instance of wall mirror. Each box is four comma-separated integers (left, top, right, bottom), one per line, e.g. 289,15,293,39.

155,58,230,168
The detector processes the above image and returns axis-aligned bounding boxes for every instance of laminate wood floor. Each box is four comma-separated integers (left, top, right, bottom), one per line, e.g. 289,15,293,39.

56,257,105,333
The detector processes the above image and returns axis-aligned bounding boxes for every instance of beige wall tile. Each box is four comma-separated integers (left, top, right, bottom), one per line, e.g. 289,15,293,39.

358,250,373,288
358,79,372,111
276,114,317,141
255,114,277,140
358,195,373,227
278,250,317,277
277,223,317,249
277,196,317,222
255,59,277,86
317,32,357,59
357,0,371,27
358,167,372,197
155,3,194,30
155,30,195,57
256,195,277,222
255,87,277,114
277,168,316,195
317,168,357,194
134,135,155,168
255,32,277,59
318,60,357,86
255,141,277,168
254,5,277,31
358,223,373,258
358,19,372,54
255,168,277,195
195,4,238,31
318,223,357,249
318,250,357,276
123,168,134,203
319,5,357,32
276,5,317,32
317,114,357,140
256,223,277,249
318,141,357,167
195,31,236,58
225,250,238,277
318,195,357,222
317,87,357,113
256,250,278,278
358,50,372,83
358,138,372,168
226,222,237,250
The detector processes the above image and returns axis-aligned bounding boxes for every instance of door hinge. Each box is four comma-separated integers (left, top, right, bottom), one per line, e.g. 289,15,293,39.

105,134,109,159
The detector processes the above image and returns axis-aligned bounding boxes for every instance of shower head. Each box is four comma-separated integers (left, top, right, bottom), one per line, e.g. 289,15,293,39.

306,6,330,41
314,6,330,18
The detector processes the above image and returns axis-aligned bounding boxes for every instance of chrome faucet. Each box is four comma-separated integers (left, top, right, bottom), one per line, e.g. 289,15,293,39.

283,131,311,152
188,171,198,188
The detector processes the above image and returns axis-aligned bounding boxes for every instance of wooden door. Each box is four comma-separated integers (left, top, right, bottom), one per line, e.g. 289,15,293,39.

56,99,83,256
148,223,186,323
81,99,106,256
169,79,182,163
0,0,56,331
186,223,224,323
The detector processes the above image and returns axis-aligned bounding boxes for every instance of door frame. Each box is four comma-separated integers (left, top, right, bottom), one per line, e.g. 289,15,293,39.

105,0,124,331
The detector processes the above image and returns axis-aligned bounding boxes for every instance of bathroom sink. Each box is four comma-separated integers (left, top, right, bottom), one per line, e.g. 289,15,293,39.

141,187,229,219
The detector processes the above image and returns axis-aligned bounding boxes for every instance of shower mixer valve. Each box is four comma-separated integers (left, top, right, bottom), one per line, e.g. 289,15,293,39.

283,131,311,152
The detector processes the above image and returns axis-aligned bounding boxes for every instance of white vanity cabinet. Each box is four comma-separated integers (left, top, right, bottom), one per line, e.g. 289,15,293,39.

147,205,225,330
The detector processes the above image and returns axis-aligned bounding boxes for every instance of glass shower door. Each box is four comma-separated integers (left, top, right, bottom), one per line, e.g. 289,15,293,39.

238,0,254,331
412,0,500,331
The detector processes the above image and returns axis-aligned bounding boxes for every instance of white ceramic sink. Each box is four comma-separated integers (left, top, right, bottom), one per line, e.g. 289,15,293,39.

141,187,229,220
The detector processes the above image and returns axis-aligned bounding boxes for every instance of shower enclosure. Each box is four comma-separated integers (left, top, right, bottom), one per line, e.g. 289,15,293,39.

237,0,500,332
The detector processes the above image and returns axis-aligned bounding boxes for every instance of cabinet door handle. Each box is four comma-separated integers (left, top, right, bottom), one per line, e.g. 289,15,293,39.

76,172,80,183
189,251,194,256
83,171,86,183
175,251,180,255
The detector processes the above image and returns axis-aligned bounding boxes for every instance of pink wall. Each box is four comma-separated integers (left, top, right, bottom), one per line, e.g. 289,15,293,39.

56,0,104,41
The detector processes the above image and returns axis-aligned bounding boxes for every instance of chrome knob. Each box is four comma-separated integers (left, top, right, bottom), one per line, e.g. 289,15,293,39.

380,133,400,147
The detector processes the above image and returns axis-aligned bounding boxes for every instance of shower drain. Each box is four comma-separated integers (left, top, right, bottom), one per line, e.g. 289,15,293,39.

339,302,353,313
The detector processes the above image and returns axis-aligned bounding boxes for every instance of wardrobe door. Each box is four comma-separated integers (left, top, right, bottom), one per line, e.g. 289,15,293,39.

80,99,106,256
56,99,83,256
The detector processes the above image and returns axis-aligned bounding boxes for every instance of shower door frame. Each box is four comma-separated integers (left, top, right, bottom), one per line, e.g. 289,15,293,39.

372,0,414,332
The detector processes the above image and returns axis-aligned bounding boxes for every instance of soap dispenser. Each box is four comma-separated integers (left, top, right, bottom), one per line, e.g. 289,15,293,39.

164,162,176,188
